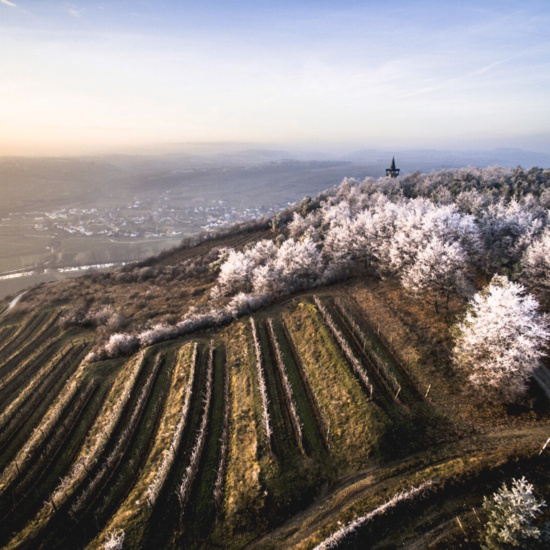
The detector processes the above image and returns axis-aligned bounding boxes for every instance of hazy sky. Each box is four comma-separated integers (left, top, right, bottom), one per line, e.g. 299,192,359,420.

1,0,549,155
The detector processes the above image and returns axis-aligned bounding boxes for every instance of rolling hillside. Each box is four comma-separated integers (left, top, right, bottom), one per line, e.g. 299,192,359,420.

1,167,550,549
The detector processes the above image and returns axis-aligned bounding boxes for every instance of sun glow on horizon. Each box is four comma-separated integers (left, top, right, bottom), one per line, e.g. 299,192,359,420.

1,0,549,156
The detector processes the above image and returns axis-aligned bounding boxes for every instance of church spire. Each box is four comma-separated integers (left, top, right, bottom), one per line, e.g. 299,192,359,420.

386,156,400,178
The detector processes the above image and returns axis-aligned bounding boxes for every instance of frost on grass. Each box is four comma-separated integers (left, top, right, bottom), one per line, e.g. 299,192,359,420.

250,318,273,447
103,529,125,550
314,481,433,549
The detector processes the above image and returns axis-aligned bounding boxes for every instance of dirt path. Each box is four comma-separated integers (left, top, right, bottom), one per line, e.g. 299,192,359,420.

247,423,550,549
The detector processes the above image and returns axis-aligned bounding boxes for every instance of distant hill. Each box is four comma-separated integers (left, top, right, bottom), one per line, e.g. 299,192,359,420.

341,147,550,171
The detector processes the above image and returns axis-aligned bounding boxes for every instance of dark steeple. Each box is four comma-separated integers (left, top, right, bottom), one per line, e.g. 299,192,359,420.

386,156,400,178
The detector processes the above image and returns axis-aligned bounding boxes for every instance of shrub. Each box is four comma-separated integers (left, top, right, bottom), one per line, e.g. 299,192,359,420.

104,333,140,357
103,529,125,550
482,477,549,549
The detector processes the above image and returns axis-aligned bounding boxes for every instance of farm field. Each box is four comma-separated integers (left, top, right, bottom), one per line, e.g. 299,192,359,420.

1,250,549,549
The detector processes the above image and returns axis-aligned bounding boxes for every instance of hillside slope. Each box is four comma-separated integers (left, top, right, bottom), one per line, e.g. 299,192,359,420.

1,166,550,549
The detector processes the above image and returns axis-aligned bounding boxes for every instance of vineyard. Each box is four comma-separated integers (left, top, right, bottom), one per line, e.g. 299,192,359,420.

0,278,549,549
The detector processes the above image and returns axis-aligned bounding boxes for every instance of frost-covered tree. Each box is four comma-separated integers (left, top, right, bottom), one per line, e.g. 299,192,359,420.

482,477,548,549
452,275,549,402
271,236,324,293
104,333,140,358
288,211,321,240
350,196,401,274
323,218,355,273
214,240,277,296
402,236,467,311
521,228,550,299
215,249,256,295
386,199,480,275
246,239,278,265
225,292,269,316
478,199,544,274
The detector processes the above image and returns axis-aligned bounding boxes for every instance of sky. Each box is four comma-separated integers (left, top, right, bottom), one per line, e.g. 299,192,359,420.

1,0,549,156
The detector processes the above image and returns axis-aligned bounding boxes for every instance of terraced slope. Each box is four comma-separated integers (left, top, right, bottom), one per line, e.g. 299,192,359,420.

0,278,548,549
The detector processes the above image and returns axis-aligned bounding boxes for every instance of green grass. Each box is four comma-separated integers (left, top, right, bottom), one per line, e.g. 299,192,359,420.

71,349,176,550
0,325,17,352
283,300,385,470
0,343,88,468
176,344,227,549
318,296,398,416
0,379,109,547
141,343,210,550
338,296,425,404
217,321,267,546
315,296,441,461
248,318,326,528
256,317,302,465
0,309,58,369
37,349,172,550
270,318,328,459
1,382,96,522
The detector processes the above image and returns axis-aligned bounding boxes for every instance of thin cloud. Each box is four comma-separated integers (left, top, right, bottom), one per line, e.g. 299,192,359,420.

401,53,527,98
1,0,17,8
64,3,82,18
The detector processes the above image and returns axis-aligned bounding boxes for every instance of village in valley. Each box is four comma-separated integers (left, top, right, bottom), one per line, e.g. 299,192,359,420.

14,198,277,241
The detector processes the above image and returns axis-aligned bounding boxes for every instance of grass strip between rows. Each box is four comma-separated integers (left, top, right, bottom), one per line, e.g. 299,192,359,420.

88,342,197,549
282,300,378,469
221,321,269,543
4,350,147,549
